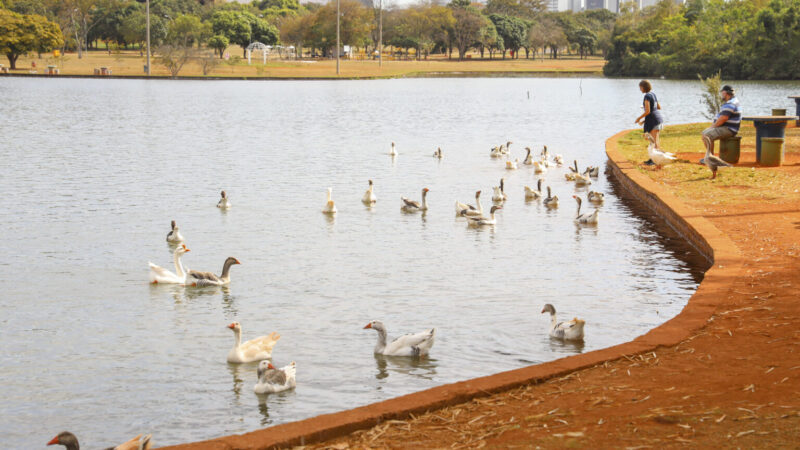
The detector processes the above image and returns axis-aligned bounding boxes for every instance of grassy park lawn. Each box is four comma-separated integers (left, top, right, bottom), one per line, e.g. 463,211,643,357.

8,47,605,78
616,123,800,206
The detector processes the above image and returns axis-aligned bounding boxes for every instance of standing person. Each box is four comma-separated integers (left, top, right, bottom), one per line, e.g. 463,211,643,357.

635,80,664,162
700,85,741,163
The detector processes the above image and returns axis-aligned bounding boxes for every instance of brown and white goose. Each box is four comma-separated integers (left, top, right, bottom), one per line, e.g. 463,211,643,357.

216,190,231,209
254,360,297,394
364,320,435,356
572,195,599,224
467,205,502,226
47,431,152,450
401,188,429,212
543,186,559,208
541,303,585,341
524,179,543,200
457,190,484,217
166,220,184,243
702,146,733,179
187,257,240,287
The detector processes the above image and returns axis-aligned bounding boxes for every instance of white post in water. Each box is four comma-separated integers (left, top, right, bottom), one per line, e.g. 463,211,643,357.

145,0,151,76
336,0,340,75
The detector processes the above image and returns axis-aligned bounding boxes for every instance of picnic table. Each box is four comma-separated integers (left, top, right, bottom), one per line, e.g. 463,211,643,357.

741,115,799,163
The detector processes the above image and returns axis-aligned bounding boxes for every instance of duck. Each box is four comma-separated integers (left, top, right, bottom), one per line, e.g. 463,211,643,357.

47,431,152,450
540,145,549,159
226,321,280,363
148,244,190,284
543,186,558,208
389,141,397,156
502,141,512,154
701,145,732,179
362,180,377,205
572,195,599,224
467,205,501,226
433,147,443,159
499,178,509,200
574,172,592,186
254,360,296,394
401,187,429,212
533,160,547,174
490,145,503,158
166,220,184,243
647,142,677,168
569,159,579,174
364,320,435,356
186,257,240,287
523,147,534,165
587,191,605,204
322,187,337,214
524,179,543,200
583,165,600,177
458,190,484,217
553,152,564,166
564,172,577,181
505,158,519,170
541,303,585,341
216,190,231,209
491,186,504,203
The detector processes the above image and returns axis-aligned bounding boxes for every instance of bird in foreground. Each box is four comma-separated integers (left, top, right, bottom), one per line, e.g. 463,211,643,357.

322,187,337,214
47,431,152,450
466,205,502,226
572,195,599,224
166,220,184,243
701,145,733,179
524,179,543,200
401,187,429,212
227,321,280,363
362,179,377,205
541,303,585,341
254,360,297,394
647,142,677,168
587,191,605,204
186,257,240,287
543,186,558,208
364,320,435,356
148,244,190,284
216,190,231,209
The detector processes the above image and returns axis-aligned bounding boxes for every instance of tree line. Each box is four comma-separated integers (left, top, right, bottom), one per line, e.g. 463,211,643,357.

0,0,616,70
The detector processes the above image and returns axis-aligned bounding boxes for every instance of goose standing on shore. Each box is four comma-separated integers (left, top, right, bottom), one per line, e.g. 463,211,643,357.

254,360,296,394
543,186,558,208
362,180,377,205
149,244,190,284
364,320,435,356
524,179,543,200
701,145,732,179
647,142,677,168
322,187,337,214
572,195,599,224
541,303,585,341
458,191,484,217
166,220,184,243
402,188,429,212
467,205,502,226
389,142,397,156
47,431,152,450
227,321,280,363
187,257,240,287
217,190,231,209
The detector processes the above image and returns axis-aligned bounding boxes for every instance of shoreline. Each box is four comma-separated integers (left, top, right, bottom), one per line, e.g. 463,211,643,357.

158,126,746,449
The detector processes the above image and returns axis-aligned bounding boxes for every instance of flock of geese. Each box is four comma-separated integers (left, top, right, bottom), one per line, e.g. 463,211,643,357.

49,141,598,449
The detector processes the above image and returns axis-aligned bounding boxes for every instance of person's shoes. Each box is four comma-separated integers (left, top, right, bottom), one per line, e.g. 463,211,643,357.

644,159,655,166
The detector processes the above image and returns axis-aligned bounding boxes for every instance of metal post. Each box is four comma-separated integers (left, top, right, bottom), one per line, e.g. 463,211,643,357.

146,0,151,76
378,0,382,68
336,0,340,75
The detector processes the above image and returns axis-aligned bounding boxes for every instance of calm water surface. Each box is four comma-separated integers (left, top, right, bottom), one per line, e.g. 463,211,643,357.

0,77,793,447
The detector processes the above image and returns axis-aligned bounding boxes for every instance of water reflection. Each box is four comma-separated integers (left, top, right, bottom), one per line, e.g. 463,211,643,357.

257,400,270,426
228,363,246,402
373,354,439,381
546,337,585,354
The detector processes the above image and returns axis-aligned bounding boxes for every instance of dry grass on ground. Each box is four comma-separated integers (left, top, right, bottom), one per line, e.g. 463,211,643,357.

8,48,604,78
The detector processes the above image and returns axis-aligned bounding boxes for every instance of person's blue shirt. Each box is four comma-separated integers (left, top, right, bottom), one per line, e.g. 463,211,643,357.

716,96,741,133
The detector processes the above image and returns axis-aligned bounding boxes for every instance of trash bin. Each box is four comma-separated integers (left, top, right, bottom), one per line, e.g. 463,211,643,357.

760,137,784,167
719,136,741,164
772,108,787,116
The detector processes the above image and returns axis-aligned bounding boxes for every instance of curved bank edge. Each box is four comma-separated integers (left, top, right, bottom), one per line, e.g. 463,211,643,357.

159,128,744,450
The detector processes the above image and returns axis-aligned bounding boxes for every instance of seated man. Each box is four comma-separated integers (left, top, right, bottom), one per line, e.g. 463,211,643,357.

701,85,741,163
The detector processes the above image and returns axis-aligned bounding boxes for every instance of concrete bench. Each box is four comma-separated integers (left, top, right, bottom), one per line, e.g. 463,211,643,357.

719,135,741,164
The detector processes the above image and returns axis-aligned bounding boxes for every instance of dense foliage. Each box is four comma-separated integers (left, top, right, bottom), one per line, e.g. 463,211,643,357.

605,0,800,79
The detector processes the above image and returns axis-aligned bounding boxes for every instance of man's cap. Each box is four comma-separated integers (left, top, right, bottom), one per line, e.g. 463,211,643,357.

721,85,735,94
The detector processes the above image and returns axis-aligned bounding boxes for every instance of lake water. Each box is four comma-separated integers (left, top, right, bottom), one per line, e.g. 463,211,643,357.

0,76,793,448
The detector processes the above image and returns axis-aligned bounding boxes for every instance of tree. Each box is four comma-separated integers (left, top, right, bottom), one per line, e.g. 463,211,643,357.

0,10,63,69
251,17,279,46
167,14,204,47
211,10,252,57
207,34,228,58
450,5,488,60
476,20,500,58
485,0,546,20
155,44,194,78
488,13,527,59
573,27,596,58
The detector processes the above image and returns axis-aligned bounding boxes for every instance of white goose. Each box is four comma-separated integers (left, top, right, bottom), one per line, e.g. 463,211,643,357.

322,187,337,214
401,188,429,212
533,160,547,174
583,166,600,177
187,257,240,287
541,303,585,341
553,153,564,166
467,205,501,226
226,321,281,364
389,141,397,156
543,186,558,208
149,244,190,284
362,180,377,205
490,145,503,158
524,179,543,200
455,190,481,215
574,173,592,186
502,141,512,154
572,195,599,224
505,158,519,170
458,191,484,217
647,142,677,168
587,191,605,204
364,320,435,356
491,186,505,203
166,220,184,243
523,147,534,165
216,190,231,209
254,360,296,394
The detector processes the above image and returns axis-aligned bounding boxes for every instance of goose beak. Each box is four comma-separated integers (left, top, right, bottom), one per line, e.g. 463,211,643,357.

268,363,276,369
363,323,372,329
227,323,236,329
47,436,60,446
234,259,241,264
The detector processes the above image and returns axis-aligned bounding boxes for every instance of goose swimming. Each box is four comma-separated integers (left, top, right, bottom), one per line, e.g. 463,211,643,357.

524,179,543,200
587,191,605,203
216,190,231,209
402,188,429,212
433,147,443,159
254,360,296,394
364,320,435,356
362,180,377,205
505,158,519,170
322,187,337,214
543,186,558,208
149,244,190,284
227,321,280,364
523,147,534,165
572,195,599,224
166,220,184,243
187,257,240,287
47,431,152,450
458,190,484,217
389,141,397,156
467,205,502,226
541,303,585,341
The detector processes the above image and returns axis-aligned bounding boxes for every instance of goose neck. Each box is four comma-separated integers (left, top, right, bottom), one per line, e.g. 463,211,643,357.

233,328,242,347
220,260,236,280
173,249,186,278
375,328,387,352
